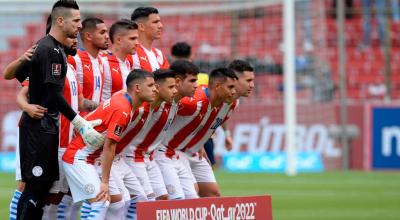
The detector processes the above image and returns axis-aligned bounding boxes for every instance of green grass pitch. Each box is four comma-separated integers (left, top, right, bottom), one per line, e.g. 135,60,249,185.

0,171,399,219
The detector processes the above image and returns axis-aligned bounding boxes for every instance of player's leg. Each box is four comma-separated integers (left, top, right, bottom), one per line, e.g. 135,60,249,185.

118,158,148,220
127,160,155,200
146,160,168,200
63,160,109,220
103,158,126,220
10,128,24,220
189,155,221,197
17,129,59,219
176,156,199,199
155,151,185,200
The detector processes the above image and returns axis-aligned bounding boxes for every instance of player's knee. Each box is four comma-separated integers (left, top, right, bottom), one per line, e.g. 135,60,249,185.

155,194,168,200
110,194,123,203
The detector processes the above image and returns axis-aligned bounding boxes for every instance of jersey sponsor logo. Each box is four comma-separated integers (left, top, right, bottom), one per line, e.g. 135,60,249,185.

140,56,148,62
29,199,38,207
32,166,43,177
112,67,119,73
114,124,123,136
84,64,91,71
52,63,62,76
53,48,60,54
84,183,95,194
122,112,129,118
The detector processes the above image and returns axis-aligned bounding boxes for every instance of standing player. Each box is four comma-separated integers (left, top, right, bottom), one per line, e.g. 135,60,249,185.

102,19,138,101
68,17,109,113
129,7,169,71
62,69,156,220
156,67,238,200
14,1,104,218
184,60,255,197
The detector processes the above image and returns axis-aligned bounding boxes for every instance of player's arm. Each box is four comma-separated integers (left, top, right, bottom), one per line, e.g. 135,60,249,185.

3,45,36,80
42,46,104,147
222,122,232,151
97,137,116,201
17,86,48,119
78,95,98,112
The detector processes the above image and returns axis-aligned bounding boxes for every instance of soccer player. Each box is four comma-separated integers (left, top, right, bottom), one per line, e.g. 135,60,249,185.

62,69,156,220
129,7,169,71
119,69,177,202
185,60,255,197
101,19,138,101
68,17,109,113
156,67,237,200
14,1,104,218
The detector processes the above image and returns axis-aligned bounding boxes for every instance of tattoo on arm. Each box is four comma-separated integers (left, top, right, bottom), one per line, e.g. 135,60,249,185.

83,99,98,112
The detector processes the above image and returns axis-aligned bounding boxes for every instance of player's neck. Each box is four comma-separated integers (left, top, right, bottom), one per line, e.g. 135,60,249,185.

209,90,223,108
151,97,162,109
82,42,99,58
128,93,142,110
48,29,67,46
111,47,128,61
139,35,153,51
174,94,184,102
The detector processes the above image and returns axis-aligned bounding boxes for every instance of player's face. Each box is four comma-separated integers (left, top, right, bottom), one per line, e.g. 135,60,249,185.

157,77,177,103
63,9,82,38
91,23,109,50
65,37,78,50
235,71,255,97
177,74,198,97
144,13,163,40
120,29,139,55
217,78,237,103
138,77,157,102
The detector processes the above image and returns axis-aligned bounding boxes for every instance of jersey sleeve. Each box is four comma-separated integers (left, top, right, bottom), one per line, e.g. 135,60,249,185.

106,108,130,142
42,46,65,85
14,60,31,83
177,97,199,116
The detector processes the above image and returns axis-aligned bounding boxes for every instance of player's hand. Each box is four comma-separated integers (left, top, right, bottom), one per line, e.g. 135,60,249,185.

25,104,47,119
96,182,109,202
19,44,37,62
198,148,206,160
72,115,105,148
225,136,233,151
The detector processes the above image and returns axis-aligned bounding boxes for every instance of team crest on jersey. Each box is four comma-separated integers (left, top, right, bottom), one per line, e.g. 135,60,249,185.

84,183,95,194
52,63,62,76
114,124,123,136
32,166,43,177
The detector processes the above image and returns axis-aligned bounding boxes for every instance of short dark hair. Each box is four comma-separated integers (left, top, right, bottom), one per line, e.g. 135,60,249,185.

153,69,176,83
170,60,199,79
209,67,238,86
171,42,191,59
51,0,79,24
126,69,154,89
109,19,138,44
131,7,159,22
228,60,254,75
80,17,104,39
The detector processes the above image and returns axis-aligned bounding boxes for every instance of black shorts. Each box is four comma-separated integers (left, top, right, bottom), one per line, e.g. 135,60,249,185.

204,138,215,165
19,127,59,183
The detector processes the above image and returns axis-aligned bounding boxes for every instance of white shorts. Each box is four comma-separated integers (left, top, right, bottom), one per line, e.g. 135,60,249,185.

111,156,146,201
125,158,168,197
63,159,120,203
155,150,198,199
15,130,21,181
49,148,69,194
184,153,216,183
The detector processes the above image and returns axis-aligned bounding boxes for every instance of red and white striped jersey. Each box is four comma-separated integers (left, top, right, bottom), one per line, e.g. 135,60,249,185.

122,101,178,162
67,49,103,104
59,64,82,148
161,86,238,158
62,92,135,164
101,53,131,101
128,44,169,72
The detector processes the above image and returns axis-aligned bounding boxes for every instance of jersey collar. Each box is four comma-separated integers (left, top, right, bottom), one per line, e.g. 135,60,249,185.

124,92,134,107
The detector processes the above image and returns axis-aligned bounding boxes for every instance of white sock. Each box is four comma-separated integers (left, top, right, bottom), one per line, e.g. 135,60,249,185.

69,200,82,220
9,190,21,220
42,204,58,220
105,200,125,220
86,201,109,220
80,200,91,220
57,195,72,220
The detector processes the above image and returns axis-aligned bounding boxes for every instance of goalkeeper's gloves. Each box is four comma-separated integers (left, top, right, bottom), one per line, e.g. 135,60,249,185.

72,115,105,148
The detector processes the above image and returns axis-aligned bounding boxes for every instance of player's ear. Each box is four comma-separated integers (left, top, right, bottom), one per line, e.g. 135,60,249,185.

84,32,92,41
56,16,64,27
138,22,146,32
